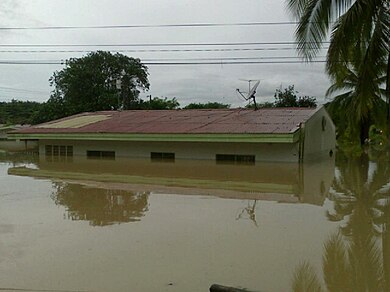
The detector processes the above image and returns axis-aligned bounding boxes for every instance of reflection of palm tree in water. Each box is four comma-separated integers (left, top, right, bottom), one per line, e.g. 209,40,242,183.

236,200,258,227
292,153,390,291
293,231,385,292
51,183,150,226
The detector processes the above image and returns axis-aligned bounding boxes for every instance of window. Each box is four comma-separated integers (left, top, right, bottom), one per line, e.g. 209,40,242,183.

216,154,255,165
67,146,73,156
45,145,53,156
53,145,59,156
45,145,73,161
87,150,115,160
151,152,175,162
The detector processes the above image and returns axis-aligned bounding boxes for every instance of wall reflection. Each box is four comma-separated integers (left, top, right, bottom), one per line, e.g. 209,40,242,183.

292,152,390,291
31,156,335,206
51,183,150,226
6,155,336,227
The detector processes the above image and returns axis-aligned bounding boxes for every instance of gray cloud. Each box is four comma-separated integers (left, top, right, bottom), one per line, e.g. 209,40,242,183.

0,0,332,106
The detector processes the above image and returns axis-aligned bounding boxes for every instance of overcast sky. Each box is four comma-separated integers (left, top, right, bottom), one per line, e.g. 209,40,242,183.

0,0,331,107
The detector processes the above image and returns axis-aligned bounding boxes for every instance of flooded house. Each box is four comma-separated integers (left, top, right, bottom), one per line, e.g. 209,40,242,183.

9,107,335,162
0,124,37,152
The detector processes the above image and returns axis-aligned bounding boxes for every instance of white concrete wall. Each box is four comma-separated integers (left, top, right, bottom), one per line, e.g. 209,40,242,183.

39,139,301,162
303,107,336,161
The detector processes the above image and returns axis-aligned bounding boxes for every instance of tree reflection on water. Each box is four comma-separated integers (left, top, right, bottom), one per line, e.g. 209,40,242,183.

292,152,390,291
51,183,150,226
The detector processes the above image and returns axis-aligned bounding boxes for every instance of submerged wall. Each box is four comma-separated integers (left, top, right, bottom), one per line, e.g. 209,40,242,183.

0,140,38,152
39,139,301,162
303,107,336,161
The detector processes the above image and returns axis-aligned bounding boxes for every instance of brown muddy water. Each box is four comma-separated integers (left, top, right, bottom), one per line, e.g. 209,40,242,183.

0,152,389,292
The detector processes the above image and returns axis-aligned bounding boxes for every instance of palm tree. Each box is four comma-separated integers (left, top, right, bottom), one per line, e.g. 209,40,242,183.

326,53,387,144
287,0,390,143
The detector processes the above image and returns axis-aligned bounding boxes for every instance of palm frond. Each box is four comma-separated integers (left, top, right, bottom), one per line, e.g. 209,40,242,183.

294,0,335,60
323,232,351,291
291,261,323,292
287,0,312,19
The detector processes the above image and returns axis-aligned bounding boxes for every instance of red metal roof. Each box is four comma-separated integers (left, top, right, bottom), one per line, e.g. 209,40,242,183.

14,108,319,135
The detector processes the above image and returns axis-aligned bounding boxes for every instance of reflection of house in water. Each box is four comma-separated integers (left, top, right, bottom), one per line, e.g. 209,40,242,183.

10,156,335,206
51,183,149,226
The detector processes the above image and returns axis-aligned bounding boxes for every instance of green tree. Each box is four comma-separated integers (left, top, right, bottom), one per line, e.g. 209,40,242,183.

287,0,390,144
326,56,387,144
274,85,317,108
139,97,180,110
245,101,274,109
0,99,43,125
183,102,230,109
30,98,65,125
49,51,149,117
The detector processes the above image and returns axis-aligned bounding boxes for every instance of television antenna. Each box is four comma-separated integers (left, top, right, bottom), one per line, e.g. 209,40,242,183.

239,79,258,92
236,80,260,110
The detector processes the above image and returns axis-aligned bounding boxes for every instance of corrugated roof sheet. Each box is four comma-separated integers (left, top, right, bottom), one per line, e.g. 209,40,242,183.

14,108,319,135
37,114,111,129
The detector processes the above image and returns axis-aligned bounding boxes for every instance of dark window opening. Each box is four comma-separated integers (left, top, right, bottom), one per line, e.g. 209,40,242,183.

216,154,255,165
67,146,73,156
53,145,59,156
87,150,115,160
60,146,66,156
45,145,73,159
45,145,73,157
151,152,175,162
45,145,52,156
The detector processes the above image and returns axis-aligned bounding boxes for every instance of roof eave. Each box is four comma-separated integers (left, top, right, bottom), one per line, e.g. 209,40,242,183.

9,131,301,144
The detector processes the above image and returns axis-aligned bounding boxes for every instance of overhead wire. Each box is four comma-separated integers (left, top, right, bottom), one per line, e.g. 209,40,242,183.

0,56,327,63
0,21,312,30
0,60,327,65
0,41,331,47
0,47,329,53
0,85,48,94
0,20,331,102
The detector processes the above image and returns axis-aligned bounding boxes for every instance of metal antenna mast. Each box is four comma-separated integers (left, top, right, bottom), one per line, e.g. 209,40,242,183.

236,80,261,110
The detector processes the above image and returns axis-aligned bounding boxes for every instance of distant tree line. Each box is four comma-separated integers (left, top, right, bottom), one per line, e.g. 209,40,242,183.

0,85,316,125
183,102,230,109
0,100,42,125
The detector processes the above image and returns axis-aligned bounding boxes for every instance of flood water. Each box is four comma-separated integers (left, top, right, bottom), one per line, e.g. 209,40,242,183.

0,152,389,291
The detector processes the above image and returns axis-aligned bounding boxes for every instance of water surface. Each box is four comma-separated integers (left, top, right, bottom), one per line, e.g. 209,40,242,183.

0,153,388,291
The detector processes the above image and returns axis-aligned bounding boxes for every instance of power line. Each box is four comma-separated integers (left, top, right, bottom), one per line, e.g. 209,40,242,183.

0,85,48,94
0,56,326,63
0,96,44,101
145,60,327,65
0,47,330,54
0,41,331,47
144,56,326,61
0,60,327,65
0,21,303,30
